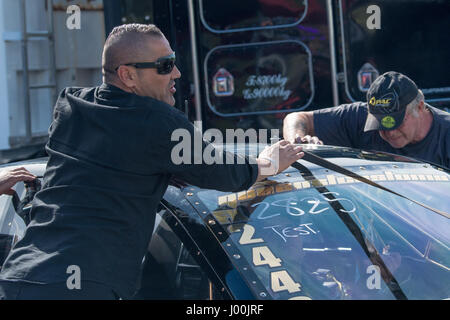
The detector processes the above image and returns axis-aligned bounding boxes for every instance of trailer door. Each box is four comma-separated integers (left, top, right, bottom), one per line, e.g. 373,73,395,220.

337,0,450,110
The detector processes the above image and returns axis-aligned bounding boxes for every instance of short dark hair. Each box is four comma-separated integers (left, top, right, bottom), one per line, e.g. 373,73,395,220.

102,24,165,77
107,23,164,40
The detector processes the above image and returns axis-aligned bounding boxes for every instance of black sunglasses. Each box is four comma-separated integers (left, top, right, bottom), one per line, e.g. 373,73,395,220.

116,52,176,75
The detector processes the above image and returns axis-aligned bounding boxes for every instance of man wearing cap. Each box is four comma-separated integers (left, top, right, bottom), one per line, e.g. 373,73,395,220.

283,71,450,168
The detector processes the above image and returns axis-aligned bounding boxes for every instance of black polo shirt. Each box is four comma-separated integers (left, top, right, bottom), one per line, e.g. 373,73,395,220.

0,84,258,298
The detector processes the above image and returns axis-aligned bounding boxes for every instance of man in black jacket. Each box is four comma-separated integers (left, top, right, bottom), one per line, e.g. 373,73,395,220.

0,24,303,299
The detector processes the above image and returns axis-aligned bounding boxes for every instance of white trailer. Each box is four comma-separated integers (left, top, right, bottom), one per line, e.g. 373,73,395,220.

0,0,105,160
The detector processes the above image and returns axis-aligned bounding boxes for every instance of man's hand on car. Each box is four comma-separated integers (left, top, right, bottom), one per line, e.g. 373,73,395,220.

256,140,304,181
295,134,323,145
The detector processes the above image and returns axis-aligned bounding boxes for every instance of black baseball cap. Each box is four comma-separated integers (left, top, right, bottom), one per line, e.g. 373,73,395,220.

364,71,419,132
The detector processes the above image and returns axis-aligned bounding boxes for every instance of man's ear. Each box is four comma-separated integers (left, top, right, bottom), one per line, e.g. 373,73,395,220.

117,66,137,88
417,100,426,112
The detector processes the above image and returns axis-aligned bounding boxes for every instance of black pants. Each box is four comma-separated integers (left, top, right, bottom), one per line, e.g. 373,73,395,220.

0,280,119,300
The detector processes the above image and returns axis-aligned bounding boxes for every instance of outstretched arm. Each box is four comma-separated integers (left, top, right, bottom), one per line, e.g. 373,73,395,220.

283,111,322,145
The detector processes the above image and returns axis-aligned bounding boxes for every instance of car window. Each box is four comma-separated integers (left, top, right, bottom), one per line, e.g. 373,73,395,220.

133,211,224,300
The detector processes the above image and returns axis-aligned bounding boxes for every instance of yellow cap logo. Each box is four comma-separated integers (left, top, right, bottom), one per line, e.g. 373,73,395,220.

369,97,392,107
381,116,396,129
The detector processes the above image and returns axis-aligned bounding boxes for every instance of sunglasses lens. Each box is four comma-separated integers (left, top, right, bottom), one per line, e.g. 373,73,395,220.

158,58,175,74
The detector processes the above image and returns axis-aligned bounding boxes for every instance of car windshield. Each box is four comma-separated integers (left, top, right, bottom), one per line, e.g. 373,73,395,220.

194,153,450,300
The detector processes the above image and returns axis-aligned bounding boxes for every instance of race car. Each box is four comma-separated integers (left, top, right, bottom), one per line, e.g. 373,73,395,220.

1,144,449,300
